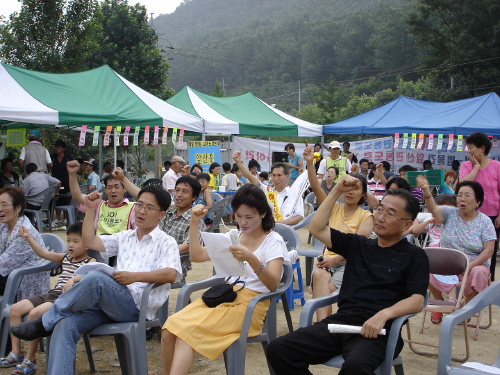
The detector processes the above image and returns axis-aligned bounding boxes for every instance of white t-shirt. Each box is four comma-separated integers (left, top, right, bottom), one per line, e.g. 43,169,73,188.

228,231,289,293
317,157,352,176
100,227,182,320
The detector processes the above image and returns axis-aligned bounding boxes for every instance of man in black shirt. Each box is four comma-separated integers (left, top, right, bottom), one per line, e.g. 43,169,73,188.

267,176,429,375
51,140,73,224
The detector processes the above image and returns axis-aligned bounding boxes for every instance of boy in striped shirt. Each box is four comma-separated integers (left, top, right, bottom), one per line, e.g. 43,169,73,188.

0,222,95,374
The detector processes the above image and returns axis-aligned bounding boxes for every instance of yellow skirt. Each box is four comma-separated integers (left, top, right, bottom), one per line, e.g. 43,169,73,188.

163,286,270,360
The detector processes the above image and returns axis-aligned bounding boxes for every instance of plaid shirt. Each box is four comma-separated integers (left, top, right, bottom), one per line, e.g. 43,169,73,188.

159,207,205,278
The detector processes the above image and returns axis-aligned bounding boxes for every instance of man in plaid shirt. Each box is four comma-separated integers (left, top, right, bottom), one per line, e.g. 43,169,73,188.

159,176,206,278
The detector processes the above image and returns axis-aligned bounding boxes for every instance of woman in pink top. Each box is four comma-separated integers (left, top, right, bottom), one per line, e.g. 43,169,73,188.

459,132,500,279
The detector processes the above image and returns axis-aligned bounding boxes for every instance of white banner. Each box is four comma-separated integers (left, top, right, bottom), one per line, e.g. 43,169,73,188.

233,137,308,171
232,136,500,173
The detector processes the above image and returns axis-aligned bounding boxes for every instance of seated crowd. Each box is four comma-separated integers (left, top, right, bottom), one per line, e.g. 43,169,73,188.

0,131,496,375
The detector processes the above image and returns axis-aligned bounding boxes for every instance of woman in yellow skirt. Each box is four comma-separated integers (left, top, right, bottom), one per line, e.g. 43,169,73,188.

161,184,289,375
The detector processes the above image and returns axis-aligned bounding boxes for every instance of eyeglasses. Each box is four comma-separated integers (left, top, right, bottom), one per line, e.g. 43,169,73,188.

456,193,474,199
0,204,12,211
374,207,412,221
134,203,162,213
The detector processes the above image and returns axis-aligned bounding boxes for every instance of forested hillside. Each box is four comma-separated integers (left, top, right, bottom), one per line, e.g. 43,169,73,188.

155,0,422,109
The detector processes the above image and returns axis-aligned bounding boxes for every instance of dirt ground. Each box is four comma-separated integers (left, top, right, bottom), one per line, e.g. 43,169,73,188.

3,227,499,375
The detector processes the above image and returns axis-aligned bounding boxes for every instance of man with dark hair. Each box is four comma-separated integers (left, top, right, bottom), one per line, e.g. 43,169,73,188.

284,143,304,186
234,151,305,225
21,163,61,226
18,129,52,175
268,176,429,375
381,161,395,180
51,140,73,225
67,160,136,235
341,141,358,164
358,158,370,179
114,174,206,279
11,186,182,375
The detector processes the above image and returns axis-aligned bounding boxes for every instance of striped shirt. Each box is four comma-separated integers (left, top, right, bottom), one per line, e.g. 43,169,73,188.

52,254,94,291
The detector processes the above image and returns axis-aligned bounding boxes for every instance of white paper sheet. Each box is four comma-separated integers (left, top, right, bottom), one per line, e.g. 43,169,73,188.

328,324,386,335
200,232,247,277
74,262,115,277
462,362,500,374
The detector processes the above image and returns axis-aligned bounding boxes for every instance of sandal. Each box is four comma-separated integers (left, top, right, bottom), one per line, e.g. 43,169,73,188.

0,352,24,368
430,312,442,324
12,359,37,375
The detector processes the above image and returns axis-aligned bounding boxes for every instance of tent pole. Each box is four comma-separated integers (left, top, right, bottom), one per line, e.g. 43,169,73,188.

0,131,6,160
268,137,271,171
99,131,103,176
114,136,117,170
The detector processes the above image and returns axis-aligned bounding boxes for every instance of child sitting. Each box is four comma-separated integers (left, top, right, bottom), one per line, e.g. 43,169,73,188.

194,173,213,226
410,194,457,247
0,222,95,374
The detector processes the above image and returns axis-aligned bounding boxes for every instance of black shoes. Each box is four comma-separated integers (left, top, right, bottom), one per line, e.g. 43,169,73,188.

10,316,52,341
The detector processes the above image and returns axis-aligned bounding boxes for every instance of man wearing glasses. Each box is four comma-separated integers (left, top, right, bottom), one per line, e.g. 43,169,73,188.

11,186,182,375
112,173,206,279
268,175,429,375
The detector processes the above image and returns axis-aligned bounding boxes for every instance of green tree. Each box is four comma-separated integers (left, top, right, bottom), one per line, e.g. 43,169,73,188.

291,104,328,125
0,0,99,72
87,0,172,99
407,0,500,99
211,80,224,97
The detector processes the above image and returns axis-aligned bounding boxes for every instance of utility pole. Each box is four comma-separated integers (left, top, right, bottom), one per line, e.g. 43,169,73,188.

298,80,301,112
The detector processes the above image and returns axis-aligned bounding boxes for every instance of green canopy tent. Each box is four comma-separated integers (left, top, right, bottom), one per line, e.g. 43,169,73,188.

167,86,324,136
0,63,205,172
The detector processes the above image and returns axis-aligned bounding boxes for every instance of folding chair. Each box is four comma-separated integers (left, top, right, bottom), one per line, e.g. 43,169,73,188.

406,247,471,362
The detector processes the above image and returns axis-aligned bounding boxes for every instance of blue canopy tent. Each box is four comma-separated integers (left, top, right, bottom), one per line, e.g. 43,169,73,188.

323,92,500,137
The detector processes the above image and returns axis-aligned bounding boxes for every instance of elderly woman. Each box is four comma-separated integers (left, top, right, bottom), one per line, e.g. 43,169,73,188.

418,176,496,323
459,132,500,279
0,186,49,299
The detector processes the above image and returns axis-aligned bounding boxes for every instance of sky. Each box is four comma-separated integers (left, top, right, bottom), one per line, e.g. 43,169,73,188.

0,0,184,19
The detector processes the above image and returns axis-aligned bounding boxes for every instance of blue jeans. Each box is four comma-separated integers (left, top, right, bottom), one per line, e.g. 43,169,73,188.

43,270,140,375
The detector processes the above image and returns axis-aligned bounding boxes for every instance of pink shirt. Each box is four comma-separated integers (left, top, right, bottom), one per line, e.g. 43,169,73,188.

460,159,500,216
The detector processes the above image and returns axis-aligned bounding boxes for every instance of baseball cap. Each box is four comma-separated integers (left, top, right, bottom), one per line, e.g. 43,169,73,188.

329,141,341,149
28,129,41,137
84,158,98,169
171,156,186,164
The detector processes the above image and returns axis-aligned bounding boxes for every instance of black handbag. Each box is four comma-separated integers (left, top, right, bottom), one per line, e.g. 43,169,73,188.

202,277,245,308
